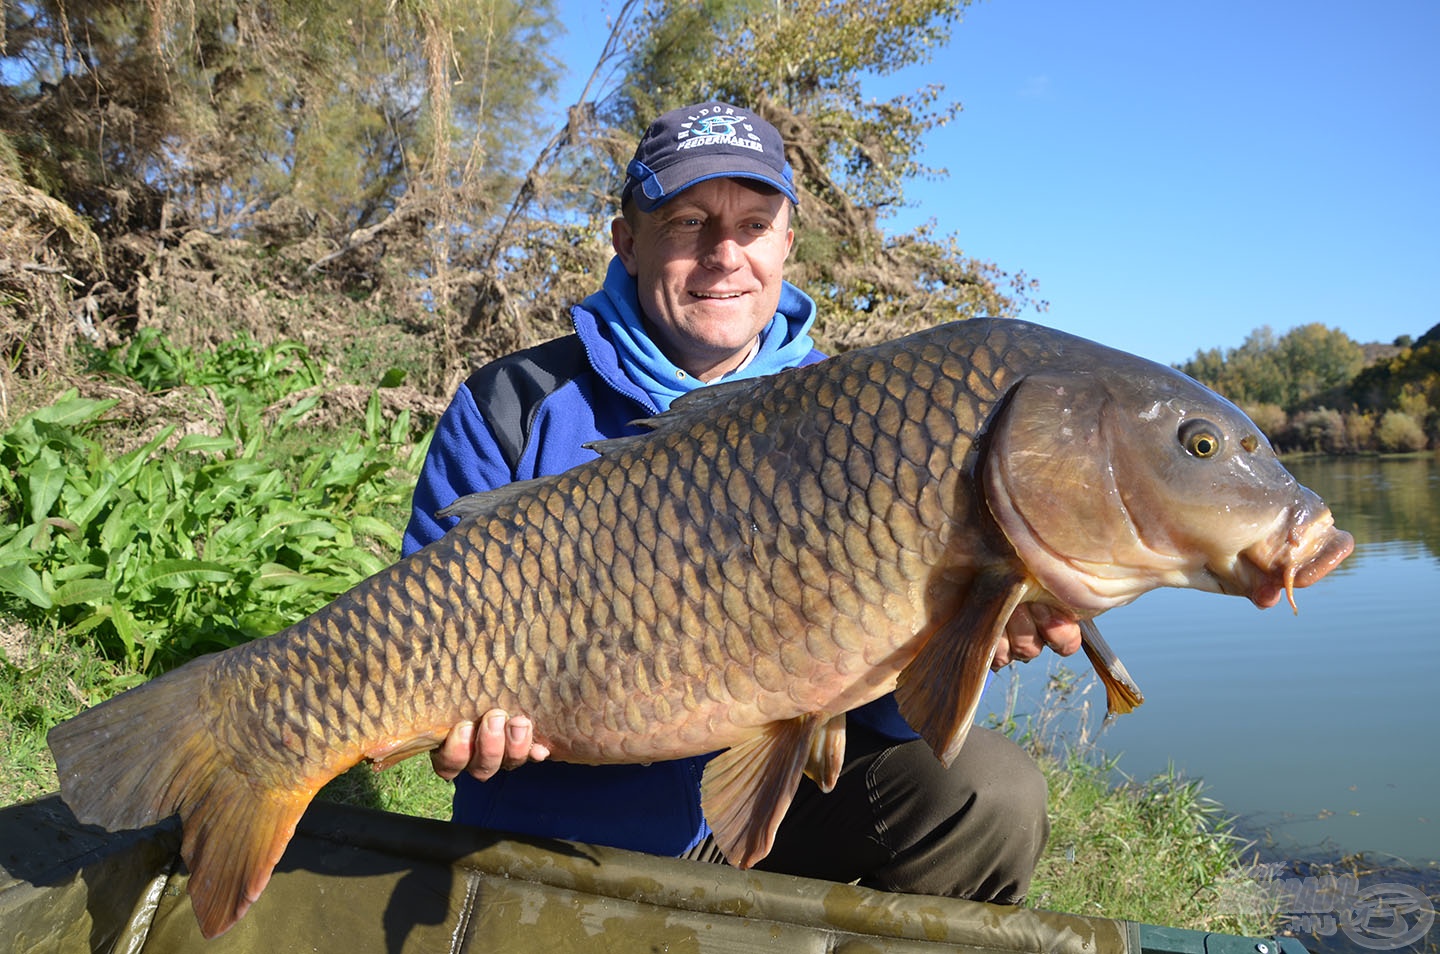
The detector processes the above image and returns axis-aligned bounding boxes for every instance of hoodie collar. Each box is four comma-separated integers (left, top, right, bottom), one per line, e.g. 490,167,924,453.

575,257,817,411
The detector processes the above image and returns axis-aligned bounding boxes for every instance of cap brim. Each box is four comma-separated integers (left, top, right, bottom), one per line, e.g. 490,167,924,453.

633,153,798,212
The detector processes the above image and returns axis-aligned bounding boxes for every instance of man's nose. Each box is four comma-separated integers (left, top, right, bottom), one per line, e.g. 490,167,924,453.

699,232,742,269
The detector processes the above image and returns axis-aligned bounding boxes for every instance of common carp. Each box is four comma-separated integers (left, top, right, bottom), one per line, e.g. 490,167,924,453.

47,318,1352,938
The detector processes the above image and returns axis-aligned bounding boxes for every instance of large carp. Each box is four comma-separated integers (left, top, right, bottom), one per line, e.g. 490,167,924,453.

48,318,1352,938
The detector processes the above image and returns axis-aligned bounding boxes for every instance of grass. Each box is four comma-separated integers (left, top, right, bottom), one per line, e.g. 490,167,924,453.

0,334,438,805
990,665,1278,936
0,611,452,819
318,758,455,819
0,620,104,805
1030,752,1273,934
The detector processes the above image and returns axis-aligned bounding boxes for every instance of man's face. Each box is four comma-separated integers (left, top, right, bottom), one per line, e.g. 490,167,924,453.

612,177,795,382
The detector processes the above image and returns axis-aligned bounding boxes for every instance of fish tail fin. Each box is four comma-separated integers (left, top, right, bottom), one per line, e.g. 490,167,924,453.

47,656,317,938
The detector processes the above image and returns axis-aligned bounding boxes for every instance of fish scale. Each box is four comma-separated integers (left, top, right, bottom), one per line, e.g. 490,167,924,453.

47,318,1353,939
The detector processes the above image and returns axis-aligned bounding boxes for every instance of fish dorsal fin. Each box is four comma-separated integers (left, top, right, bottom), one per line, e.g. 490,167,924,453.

1078,618,1145,716
581,432,649,458
700,713,830,868
435,476,555,523
895,570,1029,767
665,376,772,416
443,377,780,519
585,376,774,458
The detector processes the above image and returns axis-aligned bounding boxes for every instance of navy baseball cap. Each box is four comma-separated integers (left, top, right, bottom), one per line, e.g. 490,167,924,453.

621,102,799,213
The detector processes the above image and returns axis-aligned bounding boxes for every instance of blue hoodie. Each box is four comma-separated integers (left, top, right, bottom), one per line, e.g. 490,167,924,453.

403,258,918,855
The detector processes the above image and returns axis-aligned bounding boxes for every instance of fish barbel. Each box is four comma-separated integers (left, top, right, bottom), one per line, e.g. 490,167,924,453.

47,318,1353,937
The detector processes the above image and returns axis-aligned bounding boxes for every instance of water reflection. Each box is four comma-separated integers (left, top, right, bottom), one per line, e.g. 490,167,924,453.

1289,455,1440,557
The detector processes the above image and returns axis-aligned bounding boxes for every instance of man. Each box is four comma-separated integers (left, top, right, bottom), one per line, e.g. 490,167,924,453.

404,101,1081,903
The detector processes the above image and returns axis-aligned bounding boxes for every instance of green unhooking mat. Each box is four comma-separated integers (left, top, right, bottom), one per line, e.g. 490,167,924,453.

0,795,1306,954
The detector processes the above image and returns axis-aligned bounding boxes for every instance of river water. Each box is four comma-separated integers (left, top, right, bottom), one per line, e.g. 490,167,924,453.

997,454,1440,867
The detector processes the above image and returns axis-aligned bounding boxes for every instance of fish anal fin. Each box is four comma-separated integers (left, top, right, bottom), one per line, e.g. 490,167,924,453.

895,573,1027,767
700,714,824,868
803,713,846,793
1079,619,1145,716
181,781,317,938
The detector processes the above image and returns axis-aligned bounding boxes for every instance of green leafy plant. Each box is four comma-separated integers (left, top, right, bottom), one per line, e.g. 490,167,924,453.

87,328,324,406
0,338,425,684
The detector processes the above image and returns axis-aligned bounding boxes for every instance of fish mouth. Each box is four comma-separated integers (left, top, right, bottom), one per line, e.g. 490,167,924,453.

1243,519,1354,611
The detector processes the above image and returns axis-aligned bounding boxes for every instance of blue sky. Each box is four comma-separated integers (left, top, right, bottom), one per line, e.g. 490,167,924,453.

552,1,1438,366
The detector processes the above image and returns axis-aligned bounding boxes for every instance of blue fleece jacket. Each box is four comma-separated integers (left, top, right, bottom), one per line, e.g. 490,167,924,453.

403,257,918,855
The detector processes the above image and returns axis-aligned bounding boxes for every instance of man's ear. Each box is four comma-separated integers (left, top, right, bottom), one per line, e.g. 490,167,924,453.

611,217,639,276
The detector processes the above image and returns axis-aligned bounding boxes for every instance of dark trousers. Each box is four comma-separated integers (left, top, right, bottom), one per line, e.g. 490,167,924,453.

685,724,1049,905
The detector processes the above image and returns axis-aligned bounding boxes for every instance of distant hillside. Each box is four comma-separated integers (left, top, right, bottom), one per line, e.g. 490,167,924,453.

1359,341,1405,366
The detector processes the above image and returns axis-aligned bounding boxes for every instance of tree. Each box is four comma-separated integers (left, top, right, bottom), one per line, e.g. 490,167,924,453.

5,0,1049,399
1350,330,1440,416
615,0,1042,349
1,0,562,387
461,0,1045,357
1178,323,1362,411
1274,324,1365,409
1177,326,1285,406
2,0,558,236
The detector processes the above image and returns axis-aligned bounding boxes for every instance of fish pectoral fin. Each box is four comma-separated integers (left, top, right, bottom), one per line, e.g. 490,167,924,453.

1079,619,1145,716
803,713,847,793
700,714,826,868
895,572,1027,768
364,729,451,770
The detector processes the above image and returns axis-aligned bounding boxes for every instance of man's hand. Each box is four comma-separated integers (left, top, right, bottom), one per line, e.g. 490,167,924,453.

993,603,1083,670
430,709,551,782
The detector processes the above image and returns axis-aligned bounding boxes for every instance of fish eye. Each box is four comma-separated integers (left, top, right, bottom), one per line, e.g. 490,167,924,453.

1179,419,1223,459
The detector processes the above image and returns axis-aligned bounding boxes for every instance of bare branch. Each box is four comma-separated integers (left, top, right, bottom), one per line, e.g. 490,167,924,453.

461,0,644,337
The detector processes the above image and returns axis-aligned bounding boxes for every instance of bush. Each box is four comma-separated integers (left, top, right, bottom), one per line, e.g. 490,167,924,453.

1375,410,1428,453
1343,411,1375,452
1287,407,1347,454
1241,403,1287,444
0,337,427,680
